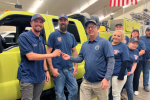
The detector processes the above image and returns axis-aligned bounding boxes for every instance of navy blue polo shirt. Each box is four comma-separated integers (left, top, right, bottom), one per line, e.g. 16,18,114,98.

78,36,114,83
112,42,129,76
109,35,129,45
47,30,77,69
137,40,146,61
140,36,150,61
127,47,139,72
17,30,46,83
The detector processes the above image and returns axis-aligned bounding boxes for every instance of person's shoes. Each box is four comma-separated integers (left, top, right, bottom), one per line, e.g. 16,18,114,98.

134,91,139,95
121,93,127,99
144,87,149,92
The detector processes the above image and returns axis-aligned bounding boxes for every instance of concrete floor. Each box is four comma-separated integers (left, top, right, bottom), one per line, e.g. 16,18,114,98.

41,74,150,100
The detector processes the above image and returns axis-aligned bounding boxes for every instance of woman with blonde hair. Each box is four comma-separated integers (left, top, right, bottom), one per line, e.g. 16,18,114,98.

109,30,129,100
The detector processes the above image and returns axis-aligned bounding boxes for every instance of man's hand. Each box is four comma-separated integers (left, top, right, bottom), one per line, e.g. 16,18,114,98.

51,49,61,57
51,68,60,77
148,59,150,61
127,72,132,76
61,53,70,60
45,71,50,83
72,67,77,77
101,78,109,90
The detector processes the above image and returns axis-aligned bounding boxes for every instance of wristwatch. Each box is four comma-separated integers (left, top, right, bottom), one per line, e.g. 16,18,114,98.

45,69,49,73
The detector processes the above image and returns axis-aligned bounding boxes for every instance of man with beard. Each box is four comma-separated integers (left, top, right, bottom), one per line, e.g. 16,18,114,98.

139,27,150,92
47,14,78,100
17,14,61,100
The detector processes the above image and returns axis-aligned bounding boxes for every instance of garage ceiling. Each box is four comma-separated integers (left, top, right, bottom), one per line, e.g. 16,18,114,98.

0,0,149,21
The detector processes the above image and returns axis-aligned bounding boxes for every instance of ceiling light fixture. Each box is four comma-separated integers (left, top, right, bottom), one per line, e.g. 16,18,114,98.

74,0,98,13
30,0,43,13
99,13,114,21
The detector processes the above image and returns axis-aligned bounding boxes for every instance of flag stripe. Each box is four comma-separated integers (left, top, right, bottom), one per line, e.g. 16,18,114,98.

120,0,122,6
124,0,127,6
131,0,133,5
110,0,112,7
135,0,137,4
129,0,131,5
118,0,120,6
112,0,114,7
122,0,124,6
127,0,129,5
114,0,116,6
116,0,118,6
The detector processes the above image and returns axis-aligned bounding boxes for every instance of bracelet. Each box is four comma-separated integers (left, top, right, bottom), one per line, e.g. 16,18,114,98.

45,70,49,73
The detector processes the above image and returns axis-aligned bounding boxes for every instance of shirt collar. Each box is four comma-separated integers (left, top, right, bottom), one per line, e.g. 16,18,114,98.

88,35,100,43
29,29,40,38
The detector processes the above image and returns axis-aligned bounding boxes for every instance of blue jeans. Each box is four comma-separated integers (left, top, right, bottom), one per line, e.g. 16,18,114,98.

53,68,78,100
125,73,134,100
139,61,150,87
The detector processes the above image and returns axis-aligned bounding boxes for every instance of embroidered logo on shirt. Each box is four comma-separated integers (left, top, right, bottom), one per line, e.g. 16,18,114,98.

114,49,120,55
95,45,99,50
123,40,126,44
33,44,37,47
134,55,138,60
57,37,62,42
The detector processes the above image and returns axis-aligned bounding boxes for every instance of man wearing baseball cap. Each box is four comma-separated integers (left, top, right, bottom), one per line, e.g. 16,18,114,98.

47,14,78,100
62,20,115,100
108,23,129,45
139,27,150,92
17,14,61,100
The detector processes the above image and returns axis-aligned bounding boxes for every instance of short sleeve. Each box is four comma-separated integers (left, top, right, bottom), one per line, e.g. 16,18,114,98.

122,45,129,61
42,38,46,54
18,35,33,55
125,36,129,44
108,35,112,41
71,34,77,48
47,33,55,48
135,49,139,63
103,40,114,58
140,40,146,50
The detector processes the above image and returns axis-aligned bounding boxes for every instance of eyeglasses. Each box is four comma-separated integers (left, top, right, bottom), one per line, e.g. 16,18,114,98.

86,26,97,30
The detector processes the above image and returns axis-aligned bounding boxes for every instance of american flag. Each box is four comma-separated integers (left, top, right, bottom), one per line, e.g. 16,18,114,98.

110,0,138,7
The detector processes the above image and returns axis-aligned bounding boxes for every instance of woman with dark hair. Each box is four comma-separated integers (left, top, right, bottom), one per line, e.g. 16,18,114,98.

125,37,139,100
131,29,146,95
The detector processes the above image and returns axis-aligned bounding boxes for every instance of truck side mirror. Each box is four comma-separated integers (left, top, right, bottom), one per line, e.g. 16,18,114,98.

0,38,4,53
0,35,6,53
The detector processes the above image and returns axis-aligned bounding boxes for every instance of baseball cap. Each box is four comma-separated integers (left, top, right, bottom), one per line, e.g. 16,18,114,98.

85,20,97,27
132,29,139,33
59,14,68,20
129,38,140,44
115,23,123,27
31,14,45,22
146,27,150,31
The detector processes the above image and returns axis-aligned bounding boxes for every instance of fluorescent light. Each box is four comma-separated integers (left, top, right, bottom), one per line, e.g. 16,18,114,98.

99,13,114,21
123,0,140,8
80,0,98,12
74,0,98,13
30,0,43,13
